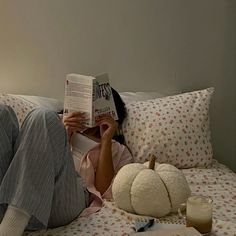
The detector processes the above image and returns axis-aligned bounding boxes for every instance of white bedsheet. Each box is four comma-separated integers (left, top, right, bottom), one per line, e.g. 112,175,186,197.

24,160,236,236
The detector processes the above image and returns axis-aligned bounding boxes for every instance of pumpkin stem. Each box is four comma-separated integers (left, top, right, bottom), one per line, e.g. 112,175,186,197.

149,155,156,170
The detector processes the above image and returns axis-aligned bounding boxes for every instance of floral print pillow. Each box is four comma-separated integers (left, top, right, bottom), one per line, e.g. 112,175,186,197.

122,88,214,168
0,93,37,126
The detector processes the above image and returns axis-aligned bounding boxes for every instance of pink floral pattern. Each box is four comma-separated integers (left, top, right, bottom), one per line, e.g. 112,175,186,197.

23,160,236,236
122,88,214,168
0,94,36,126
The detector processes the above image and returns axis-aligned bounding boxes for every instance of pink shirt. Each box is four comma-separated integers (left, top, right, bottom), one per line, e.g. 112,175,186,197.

76,140,133,216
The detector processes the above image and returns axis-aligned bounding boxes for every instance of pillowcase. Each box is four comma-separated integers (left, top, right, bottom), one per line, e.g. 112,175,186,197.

122,88,214,168
0,93,37,126
119,90,181,104
10,94,63,112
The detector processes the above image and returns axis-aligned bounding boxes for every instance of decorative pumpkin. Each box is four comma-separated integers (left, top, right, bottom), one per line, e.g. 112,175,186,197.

112,156,191,218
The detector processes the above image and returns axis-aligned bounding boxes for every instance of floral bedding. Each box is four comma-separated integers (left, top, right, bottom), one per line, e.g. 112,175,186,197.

24,160,236,236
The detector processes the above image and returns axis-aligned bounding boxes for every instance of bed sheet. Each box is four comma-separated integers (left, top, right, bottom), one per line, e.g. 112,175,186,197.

23,160,236,236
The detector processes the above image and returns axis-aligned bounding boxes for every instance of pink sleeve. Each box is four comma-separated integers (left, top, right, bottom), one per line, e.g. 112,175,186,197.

77,141,133,216
102,144,133,199
114,146,133,174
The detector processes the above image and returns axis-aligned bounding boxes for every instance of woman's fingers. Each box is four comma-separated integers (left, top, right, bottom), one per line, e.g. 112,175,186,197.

64,112,87,121
64,121,87,130
66,111,85,117
64,117,88,125
64,117,87,122
96,115,118,140
64,123,85,130
97,118,117,129
96,114,115,124
63,112,88,132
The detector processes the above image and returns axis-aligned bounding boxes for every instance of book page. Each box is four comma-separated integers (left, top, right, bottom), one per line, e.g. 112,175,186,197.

64,74,93,126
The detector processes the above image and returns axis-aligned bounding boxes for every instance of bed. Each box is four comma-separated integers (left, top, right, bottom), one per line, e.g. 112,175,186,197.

1,90,236,236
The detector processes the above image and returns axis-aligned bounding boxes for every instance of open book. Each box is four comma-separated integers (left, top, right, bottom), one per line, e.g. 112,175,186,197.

64,73,118,127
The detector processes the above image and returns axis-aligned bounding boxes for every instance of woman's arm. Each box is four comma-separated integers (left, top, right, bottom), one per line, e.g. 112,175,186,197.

95,116,118,195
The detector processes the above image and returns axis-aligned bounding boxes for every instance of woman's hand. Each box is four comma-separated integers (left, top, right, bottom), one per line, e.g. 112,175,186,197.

63,112,88,141
96,115,118,144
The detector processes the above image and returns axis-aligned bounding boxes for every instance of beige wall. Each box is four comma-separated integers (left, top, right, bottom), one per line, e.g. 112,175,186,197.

0,0,235,171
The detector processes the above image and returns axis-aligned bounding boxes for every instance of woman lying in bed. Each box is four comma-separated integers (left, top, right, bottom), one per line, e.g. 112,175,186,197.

0,88,133,236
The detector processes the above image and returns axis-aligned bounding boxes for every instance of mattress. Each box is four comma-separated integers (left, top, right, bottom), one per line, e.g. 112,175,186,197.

23,159,236,236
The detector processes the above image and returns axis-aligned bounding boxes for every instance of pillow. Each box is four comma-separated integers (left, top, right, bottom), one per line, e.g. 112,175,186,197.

122,88,214,168
0,93,37,126
9,94,63,112
0,93,63,126
119,90,181,104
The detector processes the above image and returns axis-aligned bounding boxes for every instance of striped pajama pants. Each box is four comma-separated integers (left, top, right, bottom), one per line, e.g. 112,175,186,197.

0,105,88,230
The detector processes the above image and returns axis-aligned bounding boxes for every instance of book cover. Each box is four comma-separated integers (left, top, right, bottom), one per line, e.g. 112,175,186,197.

64,73,118,127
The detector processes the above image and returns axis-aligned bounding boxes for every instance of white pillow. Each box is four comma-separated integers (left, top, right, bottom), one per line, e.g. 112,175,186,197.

10,94,63,112
0,93,37,126
122,88,214,168
0,93,63,126
119,90,181,104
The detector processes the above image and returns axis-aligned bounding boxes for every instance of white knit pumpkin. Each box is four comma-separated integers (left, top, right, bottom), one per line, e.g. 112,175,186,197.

112,160,191,218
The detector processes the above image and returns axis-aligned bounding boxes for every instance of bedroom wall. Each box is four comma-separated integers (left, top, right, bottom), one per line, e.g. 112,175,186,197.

0,0,235,171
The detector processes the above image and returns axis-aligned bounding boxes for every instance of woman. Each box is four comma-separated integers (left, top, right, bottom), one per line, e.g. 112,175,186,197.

0,88,133,236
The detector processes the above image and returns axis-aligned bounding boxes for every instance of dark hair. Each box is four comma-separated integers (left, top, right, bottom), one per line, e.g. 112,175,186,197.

111,87,127,144
111,88,126,125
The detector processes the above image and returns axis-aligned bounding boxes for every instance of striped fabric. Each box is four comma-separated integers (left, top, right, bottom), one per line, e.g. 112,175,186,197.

0,105,88,230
